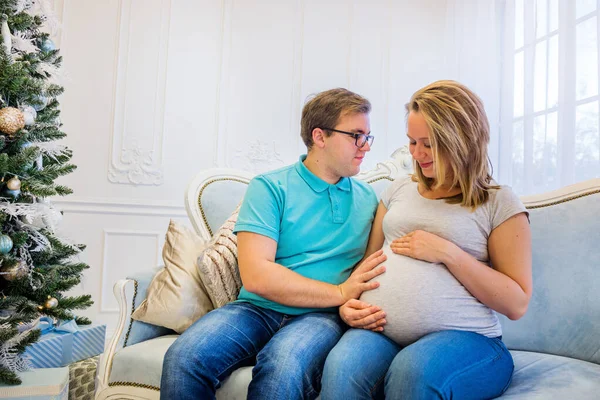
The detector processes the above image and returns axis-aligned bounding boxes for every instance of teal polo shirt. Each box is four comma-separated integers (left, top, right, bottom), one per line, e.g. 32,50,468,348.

233,155,378,315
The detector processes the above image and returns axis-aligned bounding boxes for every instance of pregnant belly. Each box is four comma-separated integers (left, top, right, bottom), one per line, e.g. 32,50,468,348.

360,247,500,347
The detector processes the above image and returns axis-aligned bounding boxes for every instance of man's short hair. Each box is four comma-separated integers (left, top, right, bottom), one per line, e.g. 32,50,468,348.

301,88,371,150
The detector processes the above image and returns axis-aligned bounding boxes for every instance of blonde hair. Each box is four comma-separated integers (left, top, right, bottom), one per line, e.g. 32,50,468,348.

406,80,498,209
301,88,371,150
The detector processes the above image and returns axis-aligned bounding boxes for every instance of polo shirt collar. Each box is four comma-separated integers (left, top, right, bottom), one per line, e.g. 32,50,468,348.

296,155,350,193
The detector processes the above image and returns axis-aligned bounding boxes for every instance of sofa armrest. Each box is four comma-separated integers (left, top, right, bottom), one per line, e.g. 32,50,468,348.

96,278,135,395
96,269,176,395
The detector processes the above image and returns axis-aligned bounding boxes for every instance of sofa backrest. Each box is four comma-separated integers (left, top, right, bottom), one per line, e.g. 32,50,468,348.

185,147,413,241
499,179,600,365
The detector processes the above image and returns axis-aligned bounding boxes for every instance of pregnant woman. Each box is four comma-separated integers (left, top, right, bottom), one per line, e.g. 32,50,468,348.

321,80,532,400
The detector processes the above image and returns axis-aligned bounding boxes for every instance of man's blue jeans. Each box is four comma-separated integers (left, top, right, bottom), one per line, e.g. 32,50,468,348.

321,329,514,400
160,301,345,400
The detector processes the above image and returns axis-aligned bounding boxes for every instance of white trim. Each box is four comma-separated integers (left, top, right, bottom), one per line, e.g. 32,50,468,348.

521,177,600,207
51,197,186,217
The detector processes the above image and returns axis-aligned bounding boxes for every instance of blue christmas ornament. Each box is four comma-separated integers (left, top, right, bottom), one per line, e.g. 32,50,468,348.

0,234,13,254
40,38,55,52
4,189,21,198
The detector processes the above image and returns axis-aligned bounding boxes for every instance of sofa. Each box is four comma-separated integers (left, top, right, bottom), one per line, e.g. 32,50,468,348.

95,146,600,399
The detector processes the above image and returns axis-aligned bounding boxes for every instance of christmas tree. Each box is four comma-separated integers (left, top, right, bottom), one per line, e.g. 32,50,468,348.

0,0,92,385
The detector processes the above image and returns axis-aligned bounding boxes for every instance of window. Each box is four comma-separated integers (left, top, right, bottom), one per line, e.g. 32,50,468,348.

501,0,600,195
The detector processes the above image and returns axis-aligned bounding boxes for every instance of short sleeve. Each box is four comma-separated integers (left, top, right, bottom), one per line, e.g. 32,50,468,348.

233,176,282,242
380,175,411,209
490,186,529,230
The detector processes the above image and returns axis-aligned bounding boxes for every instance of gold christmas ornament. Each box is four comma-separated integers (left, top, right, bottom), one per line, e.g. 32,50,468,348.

0,107,25,135
6,176,21,190
44,296,59,309
0,261,28,281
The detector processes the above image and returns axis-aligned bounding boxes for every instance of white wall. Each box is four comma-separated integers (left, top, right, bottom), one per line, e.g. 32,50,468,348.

51,0,450,333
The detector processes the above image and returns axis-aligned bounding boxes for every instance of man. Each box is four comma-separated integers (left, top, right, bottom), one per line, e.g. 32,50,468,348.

161,88,387,400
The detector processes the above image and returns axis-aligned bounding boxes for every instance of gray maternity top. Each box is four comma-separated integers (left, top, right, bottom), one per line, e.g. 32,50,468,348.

360,175,527,347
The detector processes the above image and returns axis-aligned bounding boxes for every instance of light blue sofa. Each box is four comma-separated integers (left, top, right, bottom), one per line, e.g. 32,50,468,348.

95,148,600,399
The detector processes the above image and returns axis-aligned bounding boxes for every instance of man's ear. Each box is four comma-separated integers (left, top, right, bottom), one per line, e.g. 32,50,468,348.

312,128,326,149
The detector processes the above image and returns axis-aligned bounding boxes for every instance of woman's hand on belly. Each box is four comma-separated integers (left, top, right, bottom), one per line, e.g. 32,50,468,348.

389,230,455,264
339,299,387,332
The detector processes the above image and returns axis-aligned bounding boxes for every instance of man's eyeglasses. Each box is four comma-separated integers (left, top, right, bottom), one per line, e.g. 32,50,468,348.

321,128,374,149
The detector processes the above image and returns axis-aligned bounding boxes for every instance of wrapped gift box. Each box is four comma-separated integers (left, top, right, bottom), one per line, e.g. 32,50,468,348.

68,355,99,400
23,324,106,368
0,367,69,400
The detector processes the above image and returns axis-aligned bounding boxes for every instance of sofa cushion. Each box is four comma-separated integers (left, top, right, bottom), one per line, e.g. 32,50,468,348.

132,220,213,333
500,350,600,399
108,335,254,399
109,335,177,389
498,192,600,364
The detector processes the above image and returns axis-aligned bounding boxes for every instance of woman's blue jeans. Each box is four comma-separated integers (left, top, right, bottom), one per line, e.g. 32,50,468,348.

321,329,514,400
160,301,345,400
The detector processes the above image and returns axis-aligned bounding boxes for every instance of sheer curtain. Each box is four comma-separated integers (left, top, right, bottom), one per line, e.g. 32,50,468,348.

444,0,504,174
498,0,600,195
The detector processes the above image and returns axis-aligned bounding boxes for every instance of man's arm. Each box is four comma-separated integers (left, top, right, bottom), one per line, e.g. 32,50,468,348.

237,231,386,308
362,201,387,259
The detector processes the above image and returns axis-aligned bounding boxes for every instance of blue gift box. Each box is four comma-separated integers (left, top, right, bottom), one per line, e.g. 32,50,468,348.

23,325,106,368
0,367,68,399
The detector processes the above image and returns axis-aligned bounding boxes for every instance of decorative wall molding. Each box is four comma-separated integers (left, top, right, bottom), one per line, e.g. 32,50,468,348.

100,229,161,313
108,0,171,185
51,197,186,217
233,140,285,173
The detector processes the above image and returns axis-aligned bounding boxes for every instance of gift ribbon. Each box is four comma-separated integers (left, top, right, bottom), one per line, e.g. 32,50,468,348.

38,316,79,335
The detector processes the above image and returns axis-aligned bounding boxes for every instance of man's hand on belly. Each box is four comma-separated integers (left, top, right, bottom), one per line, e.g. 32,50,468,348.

339,299,387,332
338,249,387,302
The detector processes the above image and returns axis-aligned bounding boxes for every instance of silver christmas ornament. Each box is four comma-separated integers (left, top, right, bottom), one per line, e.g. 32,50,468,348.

20,105,37,125
32,96,48,112
44,296,59,309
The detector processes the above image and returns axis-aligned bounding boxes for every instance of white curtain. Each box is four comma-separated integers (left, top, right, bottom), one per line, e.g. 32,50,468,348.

444,0,505,177
498,0,600,195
